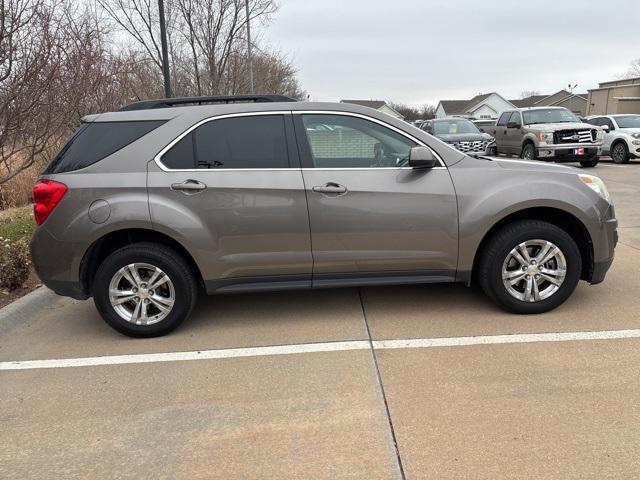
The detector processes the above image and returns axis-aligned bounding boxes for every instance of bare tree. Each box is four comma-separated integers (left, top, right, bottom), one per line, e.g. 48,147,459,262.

389,102,437,121
618,58,640,79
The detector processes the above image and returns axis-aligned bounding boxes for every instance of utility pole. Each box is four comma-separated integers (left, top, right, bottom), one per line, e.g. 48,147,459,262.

158,0,172,98
245,0,254,93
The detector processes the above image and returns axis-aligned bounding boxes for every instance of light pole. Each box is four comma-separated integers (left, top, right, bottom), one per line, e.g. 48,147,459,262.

158,0,172,98
245,1,254,93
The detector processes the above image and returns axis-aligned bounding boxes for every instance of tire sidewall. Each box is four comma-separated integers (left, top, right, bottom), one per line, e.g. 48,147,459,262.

521,143,535,160
612,142,628,164
485,224,581,314
93,247,195,337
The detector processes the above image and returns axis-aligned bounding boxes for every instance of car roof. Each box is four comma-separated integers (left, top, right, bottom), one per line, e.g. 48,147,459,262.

511,106,568,112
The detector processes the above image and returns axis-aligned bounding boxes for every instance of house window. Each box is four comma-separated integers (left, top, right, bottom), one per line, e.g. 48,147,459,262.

479,115,491,119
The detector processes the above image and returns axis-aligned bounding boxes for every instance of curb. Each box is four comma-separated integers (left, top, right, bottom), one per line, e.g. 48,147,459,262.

0,287,59,335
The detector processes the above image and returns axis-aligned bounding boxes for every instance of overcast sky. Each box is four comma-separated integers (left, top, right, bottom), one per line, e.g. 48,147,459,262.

262,0,639,106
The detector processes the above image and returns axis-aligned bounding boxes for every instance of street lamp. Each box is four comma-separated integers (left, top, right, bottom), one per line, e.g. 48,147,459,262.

245,1,254,93
158,0,172,98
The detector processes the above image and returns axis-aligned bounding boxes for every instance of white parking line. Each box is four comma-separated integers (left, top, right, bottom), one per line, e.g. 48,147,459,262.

2,329,640,371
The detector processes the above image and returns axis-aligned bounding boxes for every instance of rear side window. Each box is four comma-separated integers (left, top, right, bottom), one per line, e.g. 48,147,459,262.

159,115,289,170
45,121,165,174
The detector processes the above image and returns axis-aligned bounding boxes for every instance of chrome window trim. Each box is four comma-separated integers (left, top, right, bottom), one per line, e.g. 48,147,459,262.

154,111,292,172
293,110,446,168
154,109,447,171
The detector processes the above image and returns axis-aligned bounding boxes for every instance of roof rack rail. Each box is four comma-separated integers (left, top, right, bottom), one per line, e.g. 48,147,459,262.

119,94,297,112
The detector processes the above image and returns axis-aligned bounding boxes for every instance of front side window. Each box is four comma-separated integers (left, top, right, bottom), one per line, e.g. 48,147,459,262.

508,112,522,126
301,114,417,168
497,112,511,126
160,115,289,169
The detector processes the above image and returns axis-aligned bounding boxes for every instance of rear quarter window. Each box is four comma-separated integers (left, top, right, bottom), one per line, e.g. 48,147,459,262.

44,120,165,174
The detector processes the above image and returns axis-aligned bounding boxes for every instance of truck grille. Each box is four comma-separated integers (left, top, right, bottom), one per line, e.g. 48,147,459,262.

554,129,596,144
449,140,490,153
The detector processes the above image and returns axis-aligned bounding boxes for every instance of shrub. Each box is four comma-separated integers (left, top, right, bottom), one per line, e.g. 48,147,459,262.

0,238,30,291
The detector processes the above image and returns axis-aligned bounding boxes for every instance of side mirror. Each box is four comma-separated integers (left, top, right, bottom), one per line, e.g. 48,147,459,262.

506,122,521,129
408,146,437,169
601,125,610,132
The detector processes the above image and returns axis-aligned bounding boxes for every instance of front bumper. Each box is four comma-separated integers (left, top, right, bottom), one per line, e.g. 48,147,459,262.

537,144,601,160
589,212,618,284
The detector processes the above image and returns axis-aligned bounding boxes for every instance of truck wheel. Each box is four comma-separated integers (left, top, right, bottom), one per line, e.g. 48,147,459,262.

611,142,629,164
521,143,536,161
93,242,198,337
580,157,599,168
478,220,581,314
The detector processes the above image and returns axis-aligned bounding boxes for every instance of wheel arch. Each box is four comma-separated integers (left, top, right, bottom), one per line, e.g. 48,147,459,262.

79,228,204,297
470,207,594,284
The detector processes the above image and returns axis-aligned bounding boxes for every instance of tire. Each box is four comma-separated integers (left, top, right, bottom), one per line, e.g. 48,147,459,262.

521,142,536,161
93,242,198,337
611,141,629,164
478,220,582,314
580,157,599,168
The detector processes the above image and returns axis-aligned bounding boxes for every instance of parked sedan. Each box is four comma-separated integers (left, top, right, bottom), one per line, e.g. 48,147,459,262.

585,114,640,164
421,117,496,155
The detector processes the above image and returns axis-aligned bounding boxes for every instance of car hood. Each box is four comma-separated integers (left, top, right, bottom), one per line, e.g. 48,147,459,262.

619,127,640,135
437,132,494,142
526,122,596,132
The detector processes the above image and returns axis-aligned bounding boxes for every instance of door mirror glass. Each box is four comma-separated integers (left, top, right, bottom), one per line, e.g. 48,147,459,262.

408,146,437,168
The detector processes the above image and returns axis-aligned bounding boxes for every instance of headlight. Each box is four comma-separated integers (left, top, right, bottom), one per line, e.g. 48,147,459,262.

596,130,605,140
579,174,610,202
536,132,554,144
632,133,640,139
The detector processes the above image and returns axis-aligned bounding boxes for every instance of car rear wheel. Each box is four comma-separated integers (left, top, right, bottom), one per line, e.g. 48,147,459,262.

93,243,198,337
580,157,599,168
478,220,581,314
611,142,629,164
521,143,536,161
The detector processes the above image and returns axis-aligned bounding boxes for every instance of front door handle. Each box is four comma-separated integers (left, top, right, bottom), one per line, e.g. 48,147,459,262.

170,179,207,194
312,182,347,195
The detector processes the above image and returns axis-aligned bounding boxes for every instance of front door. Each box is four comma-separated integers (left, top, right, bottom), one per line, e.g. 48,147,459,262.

147,113,312,291
293,113,458,284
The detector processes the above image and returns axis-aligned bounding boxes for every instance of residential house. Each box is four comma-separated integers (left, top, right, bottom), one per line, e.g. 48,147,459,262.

435,92,515,120
340,100,404,119
587,77,640,115
511,90,588,116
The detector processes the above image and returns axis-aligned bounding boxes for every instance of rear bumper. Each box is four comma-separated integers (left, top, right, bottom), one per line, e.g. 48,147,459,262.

29,226,88,300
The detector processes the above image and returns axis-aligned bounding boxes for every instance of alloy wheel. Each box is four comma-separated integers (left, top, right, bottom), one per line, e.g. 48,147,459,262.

108,263,175,325
501,239,567,302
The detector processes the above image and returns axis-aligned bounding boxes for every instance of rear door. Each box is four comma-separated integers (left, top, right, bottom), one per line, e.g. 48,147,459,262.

147,112,312,291
492,111,511,153
293,112,458,284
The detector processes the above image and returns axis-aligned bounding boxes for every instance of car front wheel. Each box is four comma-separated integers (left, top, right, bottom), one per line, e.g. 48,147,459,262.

521,143,536,161
93,243,198,337
478,220,581,314
611,142,629,164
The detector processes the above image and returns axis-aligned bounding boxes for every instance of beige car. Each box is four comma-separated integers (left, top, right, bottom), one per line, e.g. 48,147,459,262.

489,107,604,167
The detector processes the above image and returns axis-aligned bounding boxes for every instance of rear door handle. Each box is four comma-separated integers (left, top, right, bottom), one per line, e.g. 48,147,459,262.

312,182,347,195
170,179,207,193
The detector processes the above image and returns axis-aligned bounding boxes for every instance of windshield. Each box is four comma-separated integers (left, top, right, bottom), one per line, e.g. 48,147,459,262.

433,119,480,135
522,109,578,125
615,115,640,128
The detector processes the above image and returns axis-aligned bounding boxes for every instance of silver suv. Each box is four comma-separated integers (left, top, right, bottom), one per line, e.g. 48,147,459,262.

30,95,618,337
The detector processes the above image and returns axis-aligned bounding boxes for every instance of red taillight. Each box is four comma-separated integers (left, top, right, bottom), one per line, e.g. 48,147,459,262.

33,180,67,226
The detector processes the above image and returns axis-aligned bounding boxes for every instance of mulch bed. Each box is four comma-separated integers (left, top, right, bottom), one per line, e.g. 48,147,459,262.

0,269,41,309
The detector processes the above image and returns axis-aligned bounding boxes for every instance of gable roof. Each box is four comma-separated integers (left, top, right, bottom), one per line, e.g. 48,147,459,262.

438,92,514,116
340,99,387,109
510,95,548,108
